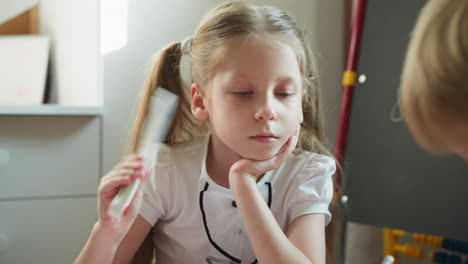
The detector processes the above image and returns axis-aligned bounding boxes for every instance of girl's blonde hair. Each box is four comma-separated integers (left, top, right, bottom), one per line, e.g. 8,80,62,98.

127,1,337,263
400,0,468,153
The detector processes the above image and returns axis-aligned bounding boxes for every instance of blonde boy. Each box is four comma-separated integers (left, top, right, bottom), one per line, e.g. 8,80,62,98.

400,0,468,160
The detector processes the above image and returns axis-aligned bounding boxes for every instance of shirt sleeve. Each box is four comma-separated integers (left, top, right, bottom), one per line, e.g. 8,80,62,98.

139,143,173,226
287,153,335,226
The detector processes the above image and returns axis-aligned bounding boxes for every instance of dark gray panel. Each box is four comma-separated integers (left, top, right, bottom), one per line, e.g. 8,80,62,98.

345,0,468,241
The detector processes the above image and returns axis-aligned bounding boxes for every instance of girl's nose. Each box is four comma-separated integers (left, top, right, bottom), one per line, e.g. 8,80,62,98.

254,100,277,121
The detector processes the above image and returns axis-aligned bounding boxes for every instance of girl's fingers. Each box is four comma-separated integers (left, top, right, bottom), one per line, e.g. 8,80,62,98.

269,137,295,168
121,168,150,220
98,156,147,222
99,176,137,218
276,125,299,157
102,164,146,181
116,160,143,170
101,168,147,191
232,135,298,177
140,166,151,180
277,135,296,157
99,175,134,195
294,124,300,147
113,169,138,177
122,153,143,163
101,169,133,182
124,185,144,219
102,154,145,181
127,166,149,181
100,165,149,192
289,134,299,153
113,154,142,169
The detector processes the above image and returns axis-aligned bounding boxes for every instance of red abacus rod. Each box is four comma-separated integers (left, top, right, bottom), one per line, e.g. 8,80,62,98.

334,0,367,191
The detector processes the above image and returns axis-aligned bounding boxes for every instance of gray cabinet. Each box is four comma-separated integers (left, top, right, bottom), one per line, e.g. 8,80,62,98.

1,0,102,262
0,198,97,264
0,116,100,199
0,114,101,263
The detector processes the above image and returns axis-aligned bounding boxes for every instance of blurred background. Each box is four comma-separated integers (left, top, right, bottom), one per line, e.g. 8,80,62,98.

0,1,466,263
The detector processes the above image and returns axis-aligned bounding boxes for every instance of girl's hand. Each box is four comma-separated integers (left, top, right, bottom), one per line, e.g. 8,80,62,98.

229,125,300,186
97,154,149,237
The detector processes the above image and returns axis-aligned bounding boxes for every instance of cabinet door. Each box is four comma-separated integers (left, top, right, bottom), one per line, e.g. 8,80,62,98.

0,197,97,264
0,116,100,199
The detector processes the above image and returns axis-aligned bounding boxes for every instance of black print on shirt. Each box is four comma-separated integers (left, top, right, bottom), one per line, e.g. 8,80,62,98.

206,256,238,264
199,182,270,264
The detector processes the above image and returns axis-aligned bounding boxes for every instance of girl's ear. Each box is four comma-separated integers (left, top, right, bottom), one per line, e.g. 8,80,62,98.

191,83,210,121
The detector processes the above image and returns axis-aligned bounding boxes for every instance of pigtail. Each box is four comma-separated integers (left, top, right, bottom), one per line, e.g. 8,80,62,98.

126,41,207,264
127,42,208,156
127,42,179,154
127,42,184,264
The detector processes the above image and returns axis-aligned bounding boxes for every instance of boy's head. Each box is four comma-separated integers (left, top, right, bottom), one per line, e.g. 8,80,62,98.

399,0,468,160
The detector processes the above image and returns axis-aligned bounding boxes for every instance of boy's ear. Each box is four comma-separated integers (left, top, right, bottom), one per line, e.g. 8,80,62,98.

190,83,210,121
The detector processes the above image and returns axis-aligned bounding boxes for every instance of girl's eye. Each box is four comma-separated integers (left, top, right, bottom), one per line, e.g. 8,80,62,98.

276,92,294,97
234,91,253,96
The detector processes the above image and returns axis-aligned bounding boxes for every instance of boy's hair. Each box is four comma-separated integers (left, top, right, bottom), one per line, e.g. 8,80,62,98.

400,0,468,153
127,1,337,263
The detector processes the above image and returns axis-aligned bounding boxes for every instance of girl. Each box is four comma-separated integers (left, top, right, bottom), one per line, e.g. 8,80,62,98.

76,2,336,263
399,0,468,161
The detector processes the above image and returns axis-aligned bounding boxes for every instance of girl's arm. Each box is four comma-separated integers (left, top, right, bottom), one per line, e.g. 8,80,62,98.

75,216,152,264
74,220,128,264
229,128,326,264
230,175,325,264
286,214,326,263
74,154,152,264
113,215,152,264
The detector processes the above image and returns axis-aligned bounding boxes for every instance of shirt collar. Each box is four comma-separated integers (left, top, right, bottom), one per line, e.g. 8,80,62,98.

197,135,273,198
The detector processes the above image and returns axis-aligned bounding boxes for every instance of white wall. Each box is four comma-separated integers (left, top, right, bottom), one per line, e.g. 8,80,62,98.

39,0,102,106
0,0,38,24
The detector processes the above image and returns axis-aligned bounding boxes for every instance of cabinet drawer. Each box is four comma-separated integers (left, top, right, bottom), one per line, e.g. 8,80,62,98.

0,116,100,199
0,197,97,264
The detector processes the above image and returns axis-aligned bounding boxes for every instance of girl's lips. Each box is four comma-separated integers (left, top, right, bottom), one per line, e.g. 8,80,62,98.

249,136,278,142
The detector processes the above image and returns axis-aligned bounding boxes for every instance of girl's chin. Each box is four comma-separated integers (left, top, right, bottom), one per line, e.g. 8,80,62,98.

238,148,281,161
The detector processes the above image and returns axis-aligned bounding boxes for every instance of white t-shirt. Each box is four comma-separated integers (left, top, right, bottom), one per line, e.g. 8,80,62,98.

140,135,335,264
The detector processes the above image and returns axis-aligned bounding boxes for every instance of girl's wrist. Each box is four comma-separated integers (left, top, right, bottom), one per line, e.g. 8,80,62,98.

229,172,257,193
93,219,126,244
75,220,124,264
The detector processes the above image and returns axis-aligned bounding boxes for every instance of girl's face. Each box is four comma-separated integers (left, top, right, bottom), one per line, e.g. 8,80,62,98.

194,38,303,160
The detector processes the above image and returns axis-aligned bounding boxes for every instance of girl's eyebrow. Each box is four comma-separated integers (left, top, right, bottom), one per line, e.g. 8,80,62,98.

229,74,298,83
225,74,300,90
228,73,250,81
275,77,300,88
276,77,293,84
